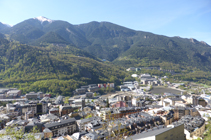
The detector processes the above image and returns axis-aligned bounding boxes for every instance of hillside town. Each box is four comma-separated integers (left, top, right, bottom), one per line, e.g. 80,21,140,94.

1,73,211,140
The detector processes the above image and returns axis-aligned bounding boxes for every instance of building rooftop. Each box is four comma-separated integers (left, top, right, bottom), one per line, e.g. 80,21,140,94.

173,115,205,132
169,98,185,102
83,131,104,140
54,96,64,105
44,118,76,128
43,128,52,133
126,124,183,140
7,90,21,94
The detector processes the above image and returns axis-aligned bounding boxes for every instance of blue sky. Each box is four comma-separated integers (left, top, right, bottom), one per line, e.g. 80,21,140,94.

0,0,211,45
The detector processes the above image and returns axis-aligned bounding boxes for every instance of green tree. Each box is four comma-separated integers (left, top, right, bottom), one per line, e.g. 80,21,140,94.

106,98,109,108
85,114,92,119
0,126,39,140
150,85,153,90
64,96,70,104
27,126,40,140
1,126,24,139
94,92,97,97
106,87,110,93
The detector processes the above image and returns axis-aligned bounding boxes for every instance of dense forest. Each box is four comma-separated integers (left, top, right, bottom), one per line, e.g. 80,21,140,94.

0,38,128,96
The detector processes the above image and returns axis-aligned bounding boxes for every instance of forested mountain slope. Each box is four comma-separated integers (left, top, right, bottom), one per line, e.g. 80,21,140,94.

1,17,211,71
0,38,127,95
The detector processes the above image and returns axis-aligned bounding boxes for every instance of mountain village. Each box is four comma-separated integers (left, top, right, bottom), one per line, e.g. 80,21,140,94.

0,72,211,140
0,0,211,139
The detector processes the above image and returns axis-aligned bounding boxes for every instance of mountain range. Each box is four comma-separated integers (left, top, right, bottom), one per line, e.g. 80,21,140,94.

1,16,211,70
0,22,11,31
0,16,211,94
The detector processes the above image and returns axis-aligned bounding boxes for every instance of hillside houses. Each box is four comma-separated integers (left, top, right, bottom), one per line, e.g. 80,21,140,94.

0,76,211,140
